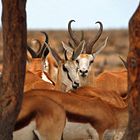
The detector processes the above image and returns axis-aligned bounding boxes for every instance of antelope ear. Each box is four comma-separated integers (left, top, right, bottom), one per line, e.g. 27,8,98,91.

72,40,85,60
92,36,108,56
62,41,73,54
45,42,62,65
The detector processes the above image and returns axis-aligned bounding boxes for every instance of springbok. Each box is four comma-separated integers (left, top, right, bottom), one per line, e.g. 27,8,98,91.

24,85,128,140
63,20,108,86
94,69,127,97
15,93,66,140
24,71,55,92
45,41,85,91
25,36,55,92
16,41,84,140
40,32,58,82
17,43,129,139
26,32,54,84
26,32,85,92
65,20,128,96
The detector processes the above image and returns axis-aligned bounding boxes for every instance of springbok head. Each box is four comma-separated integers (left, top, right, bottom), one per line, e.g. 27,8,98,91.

45,41,85,91
67,20,108,77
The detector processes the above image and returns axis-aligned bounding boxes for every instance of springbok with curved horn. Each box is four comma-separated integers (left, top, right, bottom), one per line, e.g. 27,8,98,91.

64,20,108,86
26,34,85,92
26,32,54,85
45,40,85,91
67,20,128,96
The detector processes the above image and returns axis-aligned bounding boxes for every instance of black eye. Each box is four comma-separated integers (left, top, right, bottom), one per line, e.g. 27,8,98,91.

90,60,94,64
63,65,68,72
76,60,79,64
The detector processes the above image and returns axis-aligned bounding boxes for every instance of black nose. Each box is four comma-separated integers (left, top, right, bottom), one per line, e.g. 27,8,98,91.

80,70,88,74
80,70,88,77
74,81,79,87
72,82,79,89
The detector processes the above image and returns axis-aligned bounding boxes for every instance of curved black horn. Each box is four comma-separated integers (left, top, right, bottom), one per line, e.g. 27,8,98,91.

27,45,37,58
68,20,81,46
86,21,103,54
37,31,49,58
42,47,49,59
40,31,49,44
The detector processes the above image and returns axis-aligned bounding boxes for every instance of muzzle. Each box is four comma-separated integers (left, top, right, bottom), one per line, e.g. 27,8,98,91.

72,81,79,89
79,70,88,77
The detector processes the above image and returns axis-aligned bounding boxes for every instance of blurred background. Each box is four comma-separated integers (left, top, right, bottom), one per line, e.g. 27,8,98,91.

0,0,139,71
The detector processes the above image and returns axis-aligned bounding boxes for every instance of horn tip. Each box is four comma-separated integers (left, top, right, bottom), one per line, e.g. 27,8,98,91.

69,19,75,23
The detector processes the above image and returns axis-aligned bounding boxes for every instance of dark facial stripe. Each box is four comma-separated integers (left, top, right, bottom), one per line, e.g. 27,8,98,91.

63,65,73,82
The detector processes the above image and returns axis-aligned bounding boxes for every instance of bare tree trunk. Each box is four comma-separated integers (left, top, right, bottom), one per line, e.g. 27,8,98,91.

0,0,27,140
121,3,140,140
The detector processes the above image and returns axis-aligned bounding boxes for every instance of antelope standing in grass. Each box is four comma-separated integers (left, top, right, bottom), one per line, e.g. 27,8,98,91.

66,20,127,96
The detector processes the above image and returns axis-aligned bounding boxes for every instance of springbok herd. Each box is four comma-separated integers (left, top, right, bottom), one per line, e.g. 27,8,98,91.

3,20,129,140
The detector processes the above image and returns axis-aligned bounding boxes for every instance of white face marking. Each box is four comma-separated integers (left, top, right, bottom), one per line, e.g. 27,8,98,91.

62,60,80,90
76,54,95,77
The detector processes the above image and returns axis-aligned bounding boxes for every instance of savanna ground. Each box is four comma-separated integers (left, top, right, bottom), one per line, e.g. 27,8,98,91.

0,29,129,140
